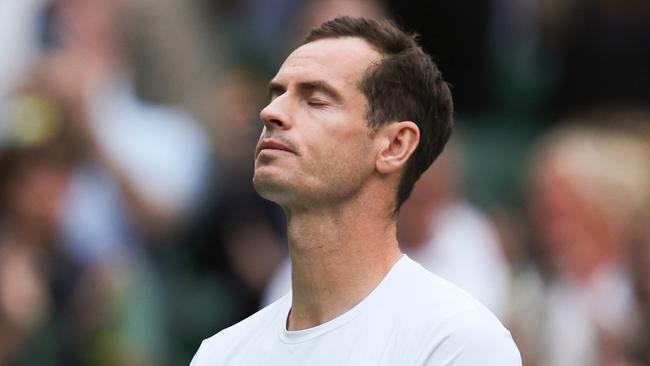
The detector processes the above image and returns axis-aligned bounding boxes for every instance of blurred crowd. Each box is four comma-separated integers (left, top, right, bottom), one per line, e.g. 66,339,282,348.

0,0,649,365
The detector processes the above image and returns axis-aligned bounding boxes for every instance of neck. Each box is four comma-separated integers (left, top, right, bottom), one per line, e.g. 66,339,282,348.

284,197,402,331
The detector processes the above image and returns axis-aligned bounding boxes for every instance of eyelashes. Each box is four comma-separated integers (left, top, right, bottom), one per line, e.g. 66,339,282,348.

307,99,329,108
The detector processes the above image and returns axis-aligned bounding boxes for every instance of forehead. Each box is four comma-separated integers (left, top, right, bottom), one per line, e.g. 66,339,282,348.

274,37,380,89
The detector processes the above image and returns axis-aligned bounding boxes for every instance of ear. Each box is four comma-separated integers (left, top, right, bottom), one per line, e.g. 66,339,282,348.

375,121,420,175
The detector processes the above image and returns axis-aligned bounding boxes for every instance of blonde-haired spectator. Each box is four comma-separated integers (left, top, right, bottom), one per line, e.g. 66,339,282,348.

528,113,650,366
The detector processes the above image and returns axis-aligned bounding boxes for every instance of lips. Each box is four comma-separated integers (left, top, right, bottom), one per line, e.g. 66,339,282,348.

256,138,295,156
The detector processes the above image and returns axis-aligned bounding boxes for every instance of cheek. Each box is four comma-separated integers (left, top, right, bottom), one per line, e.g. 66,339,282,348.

296,103,374,179
308,131,374,188
308,119,368,160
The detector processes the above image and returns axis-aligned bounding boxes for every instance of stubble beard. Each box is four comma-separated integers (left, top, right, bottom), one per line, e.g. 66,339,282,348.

252,166,298,207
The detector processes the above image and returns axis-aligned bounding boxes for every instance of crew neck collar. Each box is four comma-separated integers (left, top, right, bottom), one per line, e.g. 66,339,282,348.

279,254,409,344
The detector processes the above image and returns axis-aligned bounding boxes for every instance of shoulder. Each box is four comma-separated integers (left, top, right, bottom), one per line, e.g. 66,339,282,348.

418,307,522,365
210,293,288,341
190,294,290,365
394,258,521,365
396,256,488,316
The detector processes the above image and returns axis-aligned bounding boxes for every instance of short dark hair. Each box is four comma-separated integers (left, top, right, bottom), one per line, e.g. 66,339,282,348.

305,16,454,212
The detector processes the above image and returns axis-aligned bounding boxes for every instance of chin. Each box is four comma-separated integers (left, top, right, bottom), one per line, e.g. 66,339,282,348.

252,171,295,204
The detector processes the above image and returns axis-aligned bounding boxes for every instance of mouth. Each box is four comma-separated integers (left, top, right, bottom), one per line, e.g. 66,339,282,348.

256,139,295,156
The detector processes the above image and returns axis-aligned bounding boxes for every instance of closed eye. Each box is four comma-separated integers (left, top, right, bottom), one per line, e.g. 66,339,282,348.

307,99,328,107
268,82,286,101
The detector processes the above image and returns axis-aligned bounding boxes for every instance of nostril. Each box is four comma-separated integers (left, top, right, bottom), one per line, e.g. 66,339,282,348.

260,102,290,130
261,115,286,130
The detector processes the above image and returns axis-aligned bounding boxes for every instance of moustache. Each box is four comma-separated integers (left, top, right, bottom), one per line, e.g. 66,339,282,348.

255,134,299,156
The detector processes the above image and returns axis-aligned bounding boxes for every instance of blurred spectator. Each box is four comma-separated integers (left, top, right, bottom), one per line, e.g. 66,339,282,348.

41,0,213,234
0,93,81,364
528,113,650,366
1,73,174,365
122,0,222,116
1,0,215,363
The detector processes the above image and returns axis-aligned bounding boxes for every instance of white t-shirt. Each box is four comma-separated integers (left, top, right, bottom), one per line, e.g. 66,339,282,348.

190,255,521,365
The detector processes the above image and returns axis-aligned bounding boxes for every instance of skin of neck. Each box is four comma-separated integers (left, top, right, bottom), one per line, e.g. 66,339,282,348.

283,181,403,331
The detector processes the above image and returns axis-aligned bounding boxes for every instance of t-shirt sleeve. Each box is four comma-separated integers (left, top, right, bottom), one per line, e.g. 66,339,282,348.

421,308,522,366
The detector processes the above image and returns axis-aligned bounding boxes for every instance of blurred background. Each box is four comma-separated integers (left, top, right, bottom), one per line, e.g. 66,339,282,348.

1,0,649,365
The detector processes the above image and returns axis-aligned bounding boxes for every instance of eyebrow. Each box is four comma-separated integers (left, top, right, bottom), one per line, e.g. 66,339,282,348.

268,80,343,102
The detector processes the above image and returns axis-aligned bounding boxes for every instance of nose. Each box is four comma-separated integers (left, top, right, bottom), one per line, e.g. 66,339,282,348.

260,96,292,131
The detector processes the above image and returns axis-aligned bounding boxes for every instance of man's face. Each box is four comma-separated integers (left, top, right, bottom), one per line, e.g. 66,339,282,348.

253,37,381,209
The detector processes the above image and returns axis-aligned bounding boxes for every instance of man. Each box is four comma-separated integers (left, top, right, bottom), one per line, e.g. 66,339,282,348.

191,16,521,365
